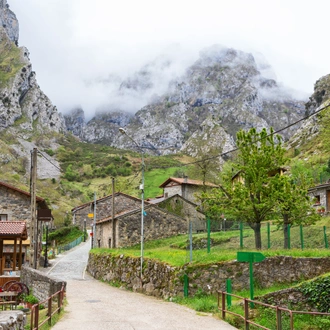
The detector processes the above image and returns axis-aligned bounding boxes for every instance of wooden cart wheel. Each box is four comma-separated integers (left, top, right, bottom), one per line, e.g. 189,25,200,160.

2,280,18,291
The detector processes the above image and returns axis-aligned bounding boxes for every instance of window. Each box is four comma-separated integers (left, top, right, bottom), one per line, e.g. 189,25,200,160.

0,214,7,221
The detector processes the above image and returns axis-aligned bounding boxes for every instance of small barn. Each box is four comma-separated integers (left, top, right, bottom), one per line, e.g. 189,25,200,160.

95,203,188,248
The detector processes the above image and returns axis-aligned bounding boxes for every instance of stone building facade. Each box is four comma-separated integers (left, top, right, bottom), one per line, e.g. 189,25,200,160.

72,192,142,231
0,181,49,228
72,192,189,248
308,182,330,213
159,177,218,205
96,203,188,248
151,194,206,232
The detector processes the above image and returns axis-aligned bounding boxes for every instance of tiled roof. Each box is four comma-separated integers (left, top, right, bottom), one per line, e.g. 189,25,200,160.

0,221,28,240
159,177,219,188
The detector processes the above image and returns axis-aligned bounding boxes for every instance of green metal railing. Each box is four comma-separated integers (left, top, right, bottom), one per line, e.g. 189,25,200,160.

57,236,83,254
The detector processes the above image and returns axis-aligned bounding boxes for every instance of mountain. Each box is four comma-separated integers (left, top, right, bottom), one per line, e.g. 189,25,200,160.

0,0,323,179
0,0,65,135
65,46,307,161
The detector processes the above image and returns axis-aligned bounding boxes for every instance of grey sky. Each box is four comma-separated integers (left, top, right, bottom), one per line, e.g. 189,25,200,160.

9,0,330,119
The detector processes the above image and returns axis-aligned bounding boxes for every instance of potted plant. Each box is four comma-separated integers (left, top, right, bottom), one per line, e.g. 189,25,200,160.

24,294,39,309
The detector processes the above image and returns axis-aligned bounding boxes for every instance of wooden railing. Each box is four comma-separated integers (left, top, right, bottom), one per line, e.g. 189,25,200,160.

30,285,65,330
218,290,330,330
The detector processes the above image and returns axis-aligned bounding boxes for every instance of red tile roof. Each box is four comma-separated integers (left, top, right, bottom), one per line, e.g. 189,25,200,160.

0,221,28,240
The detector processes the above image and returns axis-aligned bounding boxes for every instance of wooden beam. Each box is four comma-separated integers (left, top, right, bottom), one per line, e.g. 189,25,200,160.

18,239,22,270
0,239,3,275
13,239,17,272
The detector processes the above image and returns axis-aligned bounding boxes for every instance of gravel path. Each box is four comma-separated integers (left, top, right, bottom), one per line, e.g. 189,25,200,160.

47,238,237,330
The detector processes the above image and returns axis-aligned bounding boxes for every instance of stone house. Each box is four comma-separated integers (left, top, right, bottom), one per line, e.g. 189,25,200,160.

308,182,330,213
72,192,142,231
148,194,206,232
0,181,49,226
72,192,188,248
0,181,50,269
159,177,218,205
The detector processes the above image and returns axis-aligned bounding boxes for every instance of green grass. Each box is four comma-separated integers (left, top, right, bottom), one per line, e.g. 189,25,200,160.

92,216,330,267
0,39,24,88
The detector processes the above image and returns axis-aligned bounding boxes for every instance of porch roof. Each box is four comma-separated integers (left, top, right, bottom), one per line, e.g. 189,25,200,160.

0,221,28,240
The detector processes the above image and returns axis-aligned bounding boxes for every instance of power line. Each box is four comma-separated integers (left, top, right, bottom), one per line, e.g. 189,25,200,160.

37,150,62,172
148,102,330,170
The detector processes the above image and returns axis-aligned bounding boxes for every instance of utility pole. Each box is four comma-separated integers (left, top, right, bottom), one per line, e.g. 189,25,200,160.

30,148,37,269
92,192,96,248
111,177,115,248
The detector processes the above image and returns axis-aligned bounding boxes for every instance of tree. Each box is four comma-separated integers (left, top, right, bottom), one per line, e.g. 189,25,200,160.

202,127,287,249
272,175,319,248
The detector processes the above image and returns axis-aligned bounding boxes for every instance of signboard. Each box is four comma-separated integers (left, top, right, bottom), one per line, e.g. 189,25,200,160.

237,252,265,263
237,251,266,307
88,213,94,218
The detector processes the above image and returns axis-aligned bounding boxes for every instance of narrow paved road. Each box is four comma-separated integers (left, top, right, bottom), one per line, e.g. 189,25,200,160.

48,238,237,330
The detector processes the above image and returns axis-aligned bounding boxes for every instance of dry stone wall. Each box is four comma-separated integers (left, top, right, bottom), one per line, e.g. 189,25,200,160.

20,266,66,302
87,253,330,300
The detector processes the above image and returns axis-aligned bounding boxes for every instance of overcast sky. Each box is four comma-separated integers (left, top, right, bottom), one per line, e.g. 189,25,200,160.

9,0,330,119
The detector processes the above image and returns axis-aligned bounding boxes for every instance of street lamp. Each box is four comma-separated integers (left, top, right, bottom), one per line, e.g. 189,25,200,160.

44,221,50,268
119,128,145,278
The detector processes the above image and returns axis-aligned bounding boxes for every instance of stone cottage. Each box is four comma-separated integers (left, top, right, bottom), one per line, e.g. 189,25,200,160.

72,192,188,248
159,177,218,205
148,194,206,232
308,182,330,213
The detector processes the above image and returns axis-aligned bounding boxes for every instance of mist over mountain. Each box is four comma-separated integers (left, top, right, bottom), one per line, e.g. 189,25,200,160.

0,0,322,170
63,45,306,163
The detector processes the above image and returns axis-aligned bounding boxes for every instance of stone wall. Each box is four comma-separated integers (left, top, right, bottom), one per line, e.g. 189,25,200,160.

87,253,330,301
20,266,66,301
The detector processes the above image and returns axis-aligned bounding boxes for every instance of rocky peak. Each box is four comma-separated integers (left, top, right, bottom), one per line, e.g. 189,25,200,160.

0,4,65,136
305,74,330,113
0,0,18,45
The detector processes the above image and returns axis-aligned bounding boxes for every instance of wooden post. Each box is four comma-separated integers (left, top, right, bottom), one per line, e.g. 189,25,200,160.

18,239,22,270
30,148,37,269
13,239,17,272
0,239,3,275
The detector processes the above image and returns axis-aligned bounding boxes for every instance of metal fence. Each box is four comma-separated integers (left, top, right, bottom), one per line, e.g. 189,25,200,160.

204,220,330,250
57,236,83,254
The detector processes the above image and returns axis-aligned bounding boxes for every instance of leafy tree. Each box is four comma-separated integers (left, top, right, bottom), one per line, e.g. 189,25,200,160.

272,174,319,248
202,127,287,249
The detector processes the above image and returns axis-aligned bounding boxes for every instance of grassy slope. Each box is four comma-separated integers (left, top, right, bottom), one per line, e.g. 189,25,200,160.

93,216,330,267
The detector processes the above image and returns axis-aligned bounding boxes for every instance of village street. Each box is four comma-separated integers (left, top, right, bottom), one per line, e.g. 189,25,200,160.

47,238,237,330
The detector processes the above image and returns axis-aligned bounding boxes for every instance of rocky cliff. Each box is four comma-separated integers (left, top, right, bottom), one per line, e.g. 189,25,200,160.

0,0,65,136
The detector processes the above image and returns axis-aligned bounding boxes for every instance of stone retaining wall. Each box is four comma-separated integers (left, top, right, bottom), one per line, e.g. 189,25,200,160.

20,266,66,301
87,253,330,300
